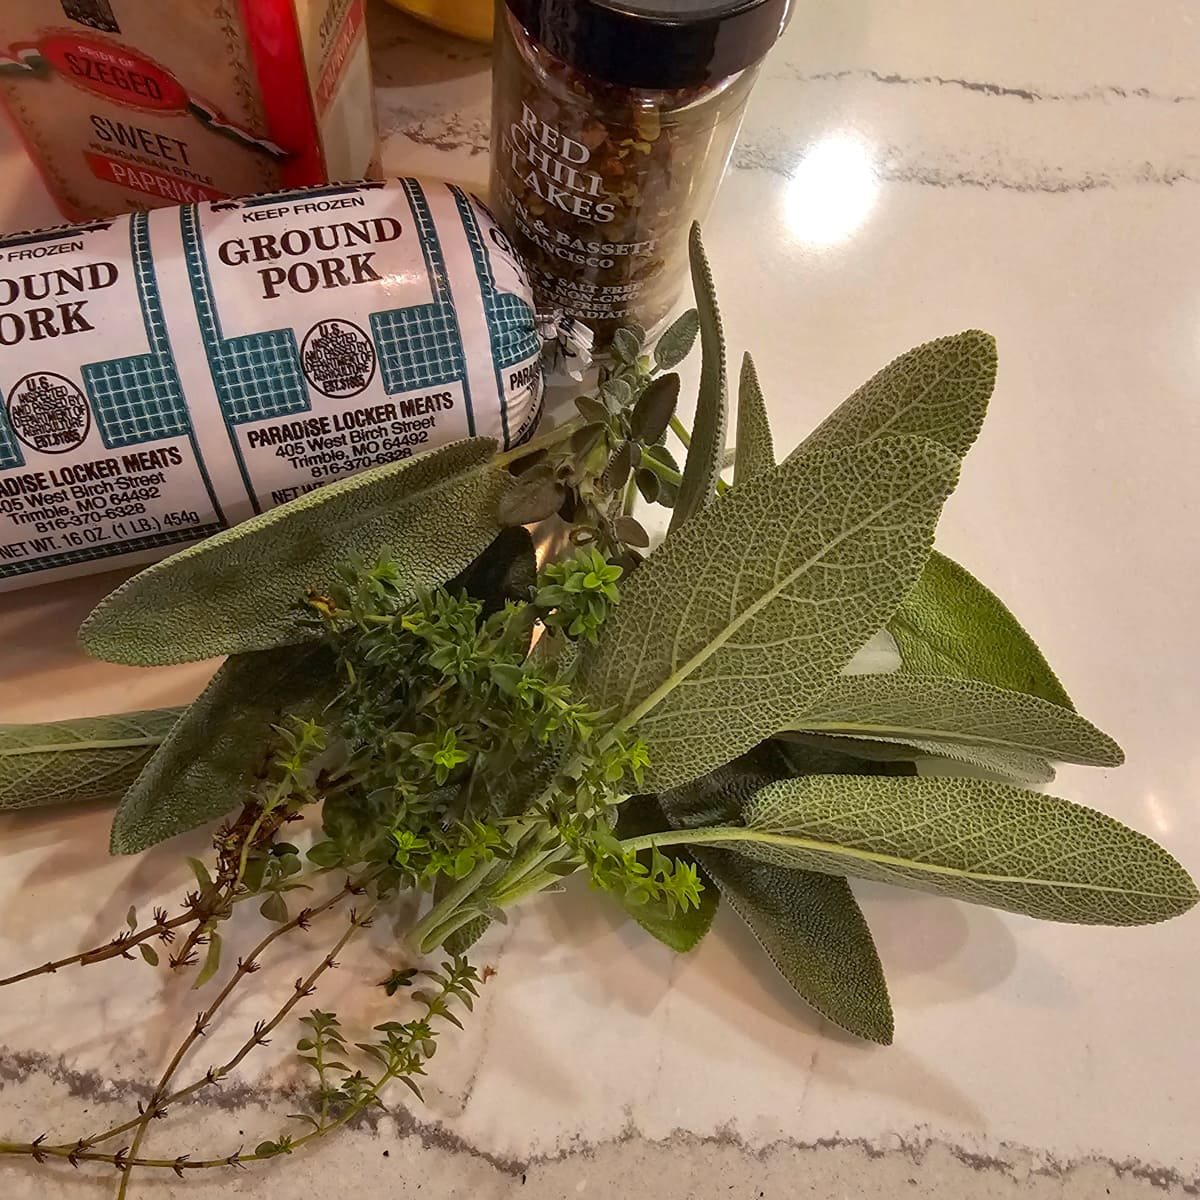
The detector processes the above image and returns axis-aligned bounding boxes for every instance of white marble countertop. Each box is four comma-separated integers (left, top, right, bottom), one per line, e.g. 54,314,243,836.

2,1,1198,1196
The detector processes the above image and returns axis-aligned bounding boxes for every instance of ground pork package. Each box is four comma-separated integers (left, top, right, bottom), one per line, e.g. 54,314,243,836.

0,178,545,592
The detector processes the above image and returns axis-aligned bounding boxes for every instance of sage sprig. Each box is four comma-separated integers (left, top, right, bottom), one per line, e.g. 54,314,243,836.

0,224,1192,1193
0,708,182,811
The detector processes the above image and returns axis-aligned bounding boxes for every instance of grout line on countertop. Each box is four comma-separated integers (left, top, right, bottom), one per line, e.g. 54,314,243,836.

2,1043,1198,1193
784,67,1199,106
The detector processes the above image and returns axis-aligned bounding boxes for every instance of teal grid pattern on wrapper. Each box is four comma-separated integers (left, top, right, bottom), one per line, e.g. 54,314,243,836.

82,214,194,448
449,186,540,372
0,404,21,471
370,180,468,401
2,213,223,581
0,526,220,581
181,205,309,426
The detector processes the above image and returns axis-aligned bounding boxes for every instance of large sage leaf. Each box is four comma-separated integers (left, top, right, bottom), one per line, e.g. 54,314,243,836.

614,796,718,953
790,330,997,462
786,674,1121,767
658,738,912,831
734,352,775,485
700,850,894,1044
668,226,728,533
779,730,1054,787
81,439,509,666
682,776,1199,926
580,436,961,790
653,744,892,1039
0,708,182,812
110,646,336,854
890,550,1074,709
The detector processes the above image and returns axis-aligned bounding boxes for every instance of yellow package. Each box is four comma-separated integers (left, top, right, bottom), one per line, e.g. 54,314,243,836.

386,0,493,42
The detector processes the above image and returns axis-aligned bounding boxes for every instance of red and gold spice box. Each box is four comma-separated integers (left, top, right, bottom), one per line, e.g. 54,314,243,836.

0,0,379,220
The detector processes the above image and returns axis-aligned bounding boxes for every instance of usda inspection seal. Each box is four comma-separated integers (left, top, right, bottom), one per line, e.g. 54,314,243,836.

300,318,377,400
6,372,92,454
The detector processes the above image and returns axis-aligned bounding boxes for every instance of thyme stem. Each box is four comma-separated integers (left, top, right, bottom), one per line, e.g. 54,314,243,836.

114,882,359,1196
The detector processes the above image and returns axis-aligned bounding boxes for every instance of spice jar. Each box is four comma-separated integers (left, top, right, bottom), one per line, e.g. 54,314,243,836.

491,0,789,348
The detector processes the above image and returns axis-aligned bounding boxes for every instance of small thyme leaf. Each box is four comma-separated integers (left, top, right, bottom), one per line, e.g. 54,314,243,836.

193,932,223,989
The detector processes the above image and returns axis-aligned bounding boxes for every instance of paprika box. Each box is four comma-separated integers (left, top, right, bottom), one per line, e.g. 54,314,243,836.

0,0,378,220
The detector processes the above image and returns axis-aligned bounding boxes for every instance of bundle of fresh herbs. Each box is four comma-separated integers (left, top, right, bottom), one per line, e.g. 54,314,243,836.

0,228,1194,1194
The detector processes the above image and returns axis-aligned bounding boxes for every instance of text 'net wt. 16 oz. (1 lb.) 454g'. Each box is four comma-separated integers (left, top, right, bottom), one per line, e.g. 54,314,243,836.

0,178,546,592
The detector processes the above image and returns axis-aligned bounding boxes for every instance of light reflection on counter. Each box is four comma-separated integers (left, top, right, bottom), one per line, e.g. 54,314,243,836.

783,133,880,249
1143,792,1173,835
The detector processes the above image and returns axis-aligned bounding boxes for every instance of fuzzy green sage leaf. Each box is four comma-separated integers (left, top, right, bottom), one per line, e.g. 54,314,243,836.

890,550,1074,709
0,708,183,812
778,730,1054,787
734,353,775,485
699,849,893,1043
668,227,728,533
110,646,336,854
654,307,700,371
654,745,892,1041
81,438,508,666
790,330,997,463
670,776,1199,926
785,674,1120,767
580,435,961,790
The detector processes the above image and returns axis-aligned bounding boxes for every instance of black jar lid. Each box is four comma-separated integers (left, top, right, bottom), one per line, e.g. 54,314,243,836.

502,0,792,91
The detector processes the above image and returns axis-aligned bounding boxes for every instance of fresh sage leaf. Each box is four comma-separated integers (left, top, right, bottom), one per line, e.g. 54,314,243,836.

614,796,718,953
601,378,634,410
685,775,1199,925
0,708,182,812
700,849,893,1044
498,465,566,526
890,550,1074,709
785,673,1121,767
778,730,1054,787
110,646,337,855
654,745,892,1040
602,441,635,493
658,740,913,836
669,227,728,533
654,308,700,371
791,330,997,463
635,468,660,504
81,439,509,665
614,516,650,549
580,436,961,790
575,395,609,425
734,353,775,485
612,327,641,366
630,373,681,445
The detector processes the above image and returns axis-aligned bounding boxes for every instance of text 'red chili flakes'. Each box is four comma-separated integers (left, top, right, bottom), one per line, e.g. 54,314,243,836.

491,0,790,349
